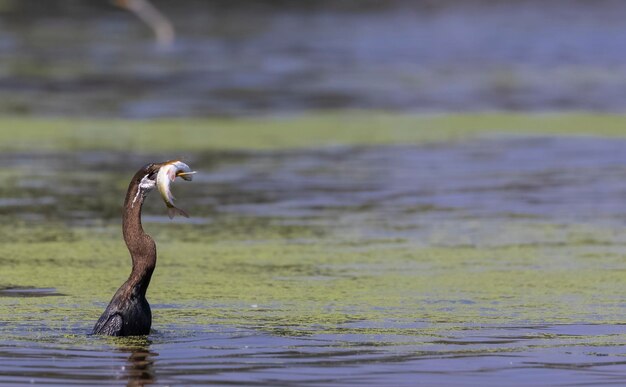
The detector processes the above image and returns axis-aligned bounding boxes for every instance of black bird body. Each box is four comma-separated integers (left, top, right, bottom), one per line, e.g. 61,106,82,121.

92,281,152,336
92,163,162,336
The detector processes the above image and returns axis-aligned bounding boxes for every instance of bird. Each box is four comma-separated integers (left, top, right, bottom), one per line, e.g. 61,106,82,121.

92,160,194,336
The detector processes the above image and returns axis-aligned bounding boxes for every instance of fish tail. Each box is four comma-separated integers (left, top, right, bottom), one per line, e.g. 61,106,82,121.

167,206,189,219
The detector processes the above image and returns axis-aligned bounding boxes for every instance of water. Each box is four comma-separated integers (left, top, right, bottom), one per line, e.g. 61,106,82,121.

3,1,626,117
2,135,626,385
8,325,626,386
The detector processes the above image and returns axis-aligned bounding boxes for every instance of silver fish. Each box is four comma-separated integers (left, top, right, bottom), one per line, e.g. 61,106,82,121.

156,160,196,219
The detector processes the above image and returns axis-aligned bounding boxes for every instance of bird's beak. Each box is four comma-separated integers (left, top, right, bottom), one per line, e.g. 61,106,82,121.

176,171,196,181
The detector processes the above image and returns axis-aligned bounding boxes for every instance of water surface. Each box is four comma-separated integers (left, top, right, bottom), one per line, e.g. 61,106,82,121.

2,135,626,385
3,1,626,116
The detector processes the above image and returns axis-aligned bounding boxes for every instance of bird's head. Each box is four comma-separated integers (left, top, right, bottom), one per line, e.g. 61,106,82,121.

129,160,195,207
134,160,195,183
132,161,167,191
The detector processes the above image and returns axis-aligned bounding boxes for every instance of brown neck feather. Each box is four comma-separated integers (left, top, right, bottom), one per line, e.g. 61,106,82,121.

122,177,157,297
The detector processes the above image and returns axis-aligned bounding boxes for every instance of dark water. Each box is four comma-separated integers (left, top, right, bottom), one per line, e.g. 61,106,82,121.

6,324,626,386
2,1,626,117
2,136,626,385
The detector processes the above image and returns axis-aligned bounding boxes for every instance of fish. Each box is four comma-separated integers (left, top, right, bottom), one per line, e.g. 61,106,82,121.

156,160,196,219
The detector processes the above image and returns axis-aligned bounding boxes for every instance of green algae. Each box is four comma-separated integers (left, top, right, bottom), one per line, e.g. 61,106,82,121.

2,220,626,340
1,112,626,151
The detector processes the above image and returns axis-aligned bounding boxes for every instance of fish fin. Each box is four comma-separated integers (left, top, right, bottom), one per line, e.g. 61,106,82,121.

167,167,177,182
168,206,189,219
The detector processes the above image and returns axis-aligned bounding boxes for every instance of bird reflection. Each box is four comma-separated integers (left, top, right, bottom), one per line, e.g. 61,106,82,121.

117,340,157,386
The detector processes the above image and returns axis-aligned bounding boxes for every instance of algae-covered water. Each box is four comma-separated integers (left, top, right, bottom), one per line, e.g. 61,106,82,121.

2,118,626,385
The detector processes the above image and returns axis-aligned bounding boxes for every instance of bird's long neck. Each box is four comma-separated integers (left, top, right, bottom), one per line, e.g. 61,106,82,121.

122,179,157,297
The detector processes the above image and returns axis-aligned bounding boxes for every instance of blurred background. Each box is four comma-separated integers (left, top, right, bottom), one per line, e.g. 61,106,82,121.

6,2,626,385
2,0,626,118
